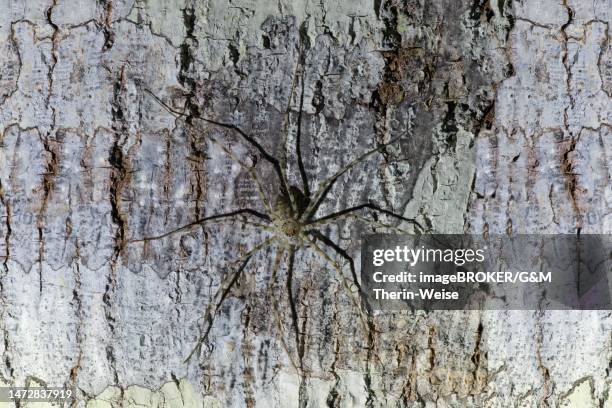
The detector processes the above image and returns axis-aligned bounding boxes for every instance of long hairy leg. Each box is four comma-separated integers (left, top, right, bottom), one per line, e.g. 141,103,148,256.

185,237,277,362
277,56,304,214
279,41,310,203
309,202,424,232
307,211,415,235
191,127,273,211
267,245,302,373
303,236,370,337
144,88,294,206
306,230,360,294
286,245,304,369
308,232,385,382
130,209,271,243
235,219,276,231
293,64,310,198
143,88,274,213
302,137,404,222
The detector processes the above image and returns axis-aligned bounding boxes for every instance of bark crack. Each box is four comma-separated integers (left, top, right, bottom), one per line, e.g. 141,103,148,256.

109,66,130,258
560,0,575,130
100,0,115,50
0,180,11,270
69,245,84,387
38,129,60,293
36,0,61,293
104,65,132,390
560,135,583,231
535,315,552,406
179,1,206,218
325,300,341,407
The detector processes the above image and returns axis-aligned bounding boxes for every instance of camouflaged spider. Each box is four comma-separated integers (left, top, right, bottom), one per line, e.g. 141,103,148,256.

132,81,423,370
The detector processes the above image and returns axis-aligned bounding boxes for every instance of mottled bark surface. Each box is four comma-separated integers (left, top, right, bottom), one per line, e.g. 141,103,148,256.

0,0,610,407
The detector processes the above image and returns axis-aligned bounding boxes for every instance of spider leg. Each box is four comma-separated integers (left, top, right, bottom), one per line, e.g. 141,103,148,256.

130,209,271,243
303,236,370,337
267,245,302,373
302,137,403,222
308,202,424,233
278,50,310,214
295,67,310,199
239,220,276,231
310,212,414,234
307,232,383,375
192,127,273,211
293,33,311,199
267,243,285,290
286,245,305,368
306,230,360,294
307,233,384,375
185,236,277,363
281,41,310,197
144,88,294,205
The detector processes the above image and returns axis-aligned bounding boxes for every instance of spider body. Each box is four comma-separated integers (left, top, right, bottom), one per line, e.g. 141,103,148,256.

272,186,309,242
136,88,425,367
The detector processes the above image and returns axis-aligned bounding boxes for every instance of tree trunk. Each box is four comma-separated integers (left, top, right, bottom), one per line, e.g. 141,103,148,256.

0,0,609,406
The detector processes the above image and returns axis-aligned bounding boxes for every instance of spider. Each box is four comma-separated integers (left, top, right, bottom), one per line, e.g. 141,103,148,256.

131,77,424,372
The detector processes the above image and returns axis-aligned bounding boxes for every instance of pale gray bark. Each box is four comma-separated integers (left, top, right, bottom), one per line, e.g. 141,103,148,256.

0,0,609,407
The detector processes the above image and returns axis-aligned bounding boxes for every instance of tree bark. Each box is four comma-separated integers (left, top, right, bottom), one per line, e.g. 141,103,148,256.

0,0,609,406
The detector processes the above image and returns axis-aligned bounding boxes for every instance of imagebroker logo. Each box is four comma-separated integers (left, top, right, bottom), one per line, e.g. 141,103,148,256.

361,234,611,311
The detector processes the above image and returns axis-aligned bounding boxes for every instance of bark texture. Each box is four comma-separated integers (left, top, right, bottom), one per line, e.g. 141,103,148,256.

0,0,609,406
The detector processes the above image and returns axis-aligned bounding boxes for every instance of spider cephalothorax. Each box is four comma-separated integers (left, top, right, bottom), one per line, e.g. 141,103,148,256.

271,186,310,242
135,88,424,369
